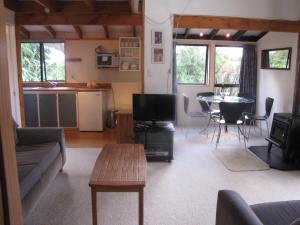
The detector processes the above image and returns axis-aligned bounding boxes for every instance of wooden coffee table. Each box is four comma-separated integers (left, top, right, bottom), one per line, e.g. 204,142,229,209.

89,144,147,225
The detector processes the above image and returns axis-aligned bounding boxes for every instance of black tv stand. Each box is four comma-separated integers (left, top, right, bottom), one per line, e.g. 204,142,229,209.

134,122,175,162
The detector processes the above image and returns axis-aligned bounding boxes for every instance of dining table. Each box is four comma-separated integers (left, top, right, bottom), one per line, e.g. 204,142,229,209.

196,95,255,104
196,95,255,133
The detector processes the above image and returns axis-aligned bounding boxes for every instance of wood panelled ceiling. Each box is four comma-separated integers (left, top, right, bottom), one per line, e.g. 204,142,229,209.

4,0,142,39
173,28,268,42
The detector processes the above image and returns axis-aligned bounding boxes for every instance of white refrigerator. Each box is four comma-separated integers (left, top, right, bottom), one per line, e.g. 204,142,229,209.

78,91,104,131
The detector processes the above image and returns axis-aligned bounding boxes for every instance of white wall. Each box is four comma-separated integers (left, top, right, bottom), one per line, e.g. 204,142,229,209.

144,0,300,94
257,32,298,128
65,40,142,110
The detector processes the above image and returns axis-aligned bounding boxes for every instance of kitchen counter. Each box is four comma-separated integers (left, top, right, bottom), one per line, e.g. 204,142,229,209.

23,87,111,92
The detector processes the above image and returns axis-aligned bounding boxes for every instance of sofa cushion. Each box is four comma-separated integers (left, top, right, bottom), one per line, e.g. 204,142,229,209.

290,218,300,225
18,165,42,200
251,200,300,225
16,142,61,173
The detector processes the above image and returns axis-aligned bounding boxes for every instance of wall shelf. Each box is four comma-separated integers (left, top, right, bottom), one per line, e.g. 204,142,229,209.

119,37,141,72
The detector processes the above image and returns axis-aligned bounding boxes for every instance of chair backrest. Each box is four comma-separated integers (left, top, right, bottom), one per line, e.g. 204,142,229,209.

238,93,255,113
183,94,189,114
196,92,214,97
219,102,247,124
198,100,210,113
265,97,274,118
238,93,251,98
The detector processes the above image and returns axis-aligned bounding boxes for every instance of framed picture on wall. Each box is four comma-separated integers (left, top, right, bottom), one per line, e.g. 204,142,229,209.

152,47,164,64
152,30,163,46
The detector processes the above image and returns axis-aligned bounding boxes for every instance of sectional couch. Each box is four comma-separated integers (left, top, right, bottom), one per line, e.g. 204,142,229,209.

216,190,300,225
15,127,66,222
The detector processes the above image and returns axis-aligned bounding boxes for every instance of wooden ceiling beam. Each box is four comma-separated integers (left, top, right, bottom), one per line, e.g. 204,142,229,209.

4,0,17,11
15,14,142,26
44,25,56,38
103,25,109,39
232,30,247,41
83,0,95,11
208,29,219,39
20,26,30,39
133,25,137,37
73,25,82,39
128,0,135,14
16,1,131,14
183,28,190,39
32,0,56,12
173,15,300,33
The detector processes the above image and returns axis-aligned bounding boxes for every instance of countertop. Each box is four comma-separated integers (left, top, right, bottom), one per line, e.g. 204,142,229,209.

23,87,111,92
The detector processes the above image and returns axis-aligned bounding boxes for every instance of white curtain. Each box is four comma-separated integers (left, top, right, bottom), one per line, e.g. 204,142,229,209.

6,24,21,126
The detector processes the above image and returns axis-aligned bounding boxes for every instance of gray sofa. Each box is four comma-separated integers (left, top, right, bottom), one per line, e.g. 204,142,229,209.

216,190,300,225
15,127,66,222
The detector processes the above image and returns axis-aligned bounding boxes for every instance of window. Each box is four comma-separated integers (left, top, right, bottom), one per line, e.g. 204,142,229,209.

176,44,208,84
261,47,291,70
215,46,243,96
21,42,65,82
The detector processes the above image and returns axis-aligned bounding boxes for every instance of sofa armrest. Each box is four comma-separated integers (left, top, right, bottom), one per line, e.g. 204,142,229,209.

216,190,264,225
16,127,66,165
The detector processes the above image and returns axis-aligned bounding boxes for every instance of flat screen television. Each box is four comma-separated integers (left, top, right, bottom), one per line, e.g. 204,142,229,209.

133,94,176,122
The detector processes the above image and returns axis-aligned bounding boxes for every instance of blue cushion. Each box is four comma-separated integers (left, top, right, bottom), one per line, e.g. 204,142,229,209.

18,165,42,200
251,200,300,225
16,142,60,173
16,142,61,199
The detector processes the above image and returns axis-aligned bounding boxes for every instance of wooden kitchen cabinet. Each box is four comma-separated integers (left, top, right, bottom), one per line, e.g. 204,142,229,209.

116,110,134,143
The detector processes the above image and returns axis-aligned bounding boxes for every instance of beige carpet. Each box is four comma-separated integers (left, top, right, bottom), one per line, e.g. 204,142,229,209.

25,129,300,225
214,145,270,172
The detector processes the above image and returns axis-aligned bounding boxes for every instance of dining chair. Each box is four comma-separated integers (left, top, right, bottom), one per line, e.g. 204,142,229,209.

183,94,206,138
198,99,220,134
215,102,248,149
247,97,274,136
197,92,214,97
237,93,256,134
197,92,214,106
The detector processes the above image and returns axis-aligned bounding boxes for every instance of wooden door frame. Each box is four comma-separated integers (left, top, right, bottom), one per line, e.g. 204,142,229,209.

0,0,23,224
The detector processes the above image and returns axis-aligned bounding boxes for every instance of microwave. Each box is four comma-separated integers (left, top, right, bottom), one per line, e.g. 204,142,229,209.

96,53,119,68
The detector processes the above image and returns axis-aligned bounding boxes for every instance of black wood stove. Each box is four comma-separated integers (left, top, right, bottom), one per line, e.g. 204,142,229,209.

266,113,300,162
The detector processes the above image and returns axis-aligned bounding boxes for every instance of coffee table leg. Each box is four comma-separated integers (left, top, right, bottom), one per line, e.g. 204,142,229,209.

139,189,144,225
91,189,97,225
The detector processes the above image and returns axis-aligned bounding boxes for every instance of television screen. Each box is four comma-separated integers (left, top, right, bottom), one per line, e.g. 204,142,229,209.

133,94,176,122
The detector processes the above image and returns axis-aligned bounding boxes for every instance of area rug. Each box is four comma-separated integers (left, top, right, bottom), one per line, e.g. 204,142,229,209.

248,146,300,171
214,145,270,172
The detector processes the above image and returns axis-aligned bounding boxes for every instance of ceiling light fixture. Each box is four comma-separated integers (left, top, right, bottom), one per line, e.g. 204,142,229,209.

199,32,204,37
226,33,230,38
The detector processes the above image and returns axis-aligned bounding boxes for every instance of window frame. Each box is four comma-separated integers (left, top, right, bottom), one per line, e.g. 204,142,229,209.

175,44,209,85
214,45,244,88
261,47,292,70
21,41,66,82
